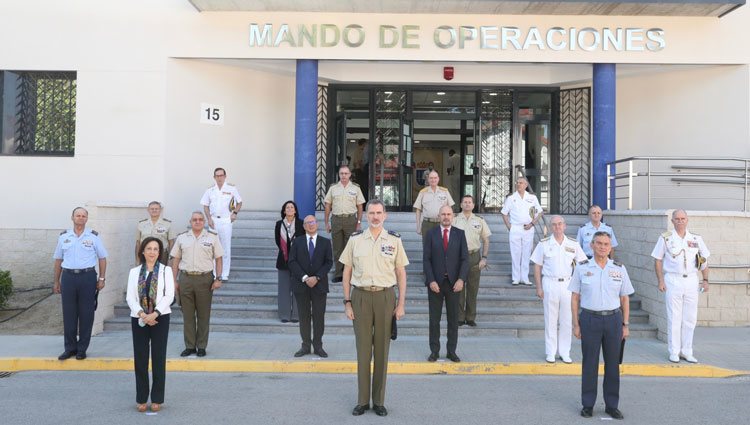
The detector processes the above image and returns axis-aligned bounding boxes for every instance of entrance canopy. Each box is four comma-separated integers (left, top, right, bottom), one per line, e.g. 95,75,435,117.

187,0,744,17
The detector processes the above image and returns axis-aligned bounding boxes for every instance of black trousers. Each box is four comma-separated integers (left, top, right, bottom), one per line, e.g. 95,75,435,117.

428,277,459,355
294,288,327,350
61,269,97,353
580,309,623,409
131,314,170,404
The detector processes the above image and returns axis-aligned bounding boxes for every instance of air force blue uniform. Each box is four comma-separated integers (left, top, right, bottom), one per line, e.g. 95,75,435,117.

53,229,108,354
569,259,634,411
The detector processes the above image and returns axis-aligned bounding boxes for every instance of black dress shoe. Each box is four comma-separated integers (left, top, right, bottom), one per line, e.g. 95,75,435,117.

58,351,76,360
332,276,343,283
605,407,624,420
281,319,290,323
291,319,299,323
466,320,477,327
180,348,196,357
427,352,438,362
580,407,593,418
196,349,207,357
373,405,388,416
294,347,311,358
314,348,328,358
447,352,461,363
458,321,466,326
75,352,87,360
351,404,369,416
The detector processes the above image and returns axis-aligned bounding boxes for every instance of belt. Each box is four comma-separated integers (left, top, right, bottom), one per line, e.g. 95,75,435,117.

667,272,691,278
333,213,356,218
354,285,392,292
582,308,621,316
544,276,569,282
182,271,213,276
423,218,440,223
63,267,95,274
468,249,479,255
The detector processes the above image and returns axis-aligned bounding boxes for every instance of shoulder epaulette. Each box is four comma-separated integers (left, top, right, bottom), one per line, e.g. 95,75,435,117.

162,218,171,222
207,229,218,235
350,230,363,236
176,230,188,237
91,230,99,236
566,235,577,241
139,218,148,223
661,231,671,238
438,186,449,191
351,181,360,187
540,236,550,242
207,185,214,190
419,187,429,193
59,230,67,235
691,232,700,237
227,183,235,186
578,259,589,265
475,215,484,220
387,230,401,238
613,260,623,267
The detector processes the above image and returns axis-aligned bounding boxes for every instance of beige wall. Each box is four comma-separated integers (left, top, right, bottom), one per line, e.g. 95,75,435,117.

605,210,750,341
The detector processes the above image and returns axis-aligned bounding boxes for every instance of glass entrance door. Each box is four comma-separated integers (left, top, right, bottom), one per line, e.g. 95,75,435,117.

514,92,553,211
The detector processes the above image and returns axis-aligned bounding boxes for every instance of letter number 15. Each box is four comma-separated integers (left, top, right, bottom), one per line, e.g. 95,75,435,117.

200,103,224,126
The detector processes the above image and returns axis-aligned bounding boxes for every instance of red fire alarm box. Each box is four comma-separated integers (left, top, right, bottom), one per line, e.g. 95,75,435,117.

444,66,454,81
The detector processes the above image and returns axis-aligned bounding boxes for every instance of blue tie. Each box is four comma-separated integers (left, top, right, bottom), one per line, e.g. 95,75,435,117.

308,237,314,261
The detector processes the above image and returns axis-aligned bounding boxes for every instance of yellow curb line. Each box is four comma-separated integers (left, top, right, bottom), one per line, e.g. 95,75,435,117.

0,358,746,378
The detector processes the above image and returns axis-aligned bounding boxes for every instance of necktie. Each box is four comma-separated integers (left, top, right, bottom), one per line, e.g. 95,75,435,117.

308,237,315,261
443,228,449,251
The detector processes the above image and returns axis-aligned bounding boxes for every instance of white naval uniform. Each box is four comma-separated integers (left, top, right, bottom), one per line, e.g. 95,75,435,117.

530,236,587,358
501,191,542,283
200,183,242,280
651,230,710,357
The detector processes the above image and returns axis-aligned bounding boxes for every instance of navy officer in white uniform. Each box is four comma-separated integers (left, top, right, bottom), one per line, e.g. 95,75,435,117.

531,215,587,364
500,177,542,286
53,207,108,360
576,205,618,259
201,167,242,281
570,231,633,420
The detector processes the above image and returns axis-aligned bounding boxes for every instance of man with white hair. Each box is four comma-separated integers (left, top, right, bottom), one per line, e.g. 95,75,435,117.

652,209,710,363
501,177,542,285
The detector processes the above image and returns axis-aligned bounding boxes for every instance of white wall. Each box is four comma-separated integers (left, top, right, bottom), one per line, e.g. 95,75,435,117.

163,59,296,223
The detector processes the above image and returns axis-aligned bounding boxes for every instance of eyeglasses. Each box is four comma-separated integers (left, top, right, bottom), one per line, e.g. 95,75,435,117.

214,174,226,177
304,221,317,225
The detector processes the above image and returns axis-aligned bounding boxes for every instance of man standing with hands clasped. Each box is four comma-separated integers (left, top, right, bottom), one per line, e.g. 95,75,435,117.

201,167,241,282
570,232,633,420
340,200,408,417
324,164,365,283
652,209,710,364
424,205,469,362
288,215,334,358
531,215,587,363
501,177,542,286
452,195,491,327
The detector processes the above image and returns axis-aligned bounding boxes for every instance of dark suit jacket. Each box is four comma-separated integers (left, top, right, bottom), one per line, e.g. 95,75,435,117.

423,225,469,286
274,218,305,270
287,234,333,294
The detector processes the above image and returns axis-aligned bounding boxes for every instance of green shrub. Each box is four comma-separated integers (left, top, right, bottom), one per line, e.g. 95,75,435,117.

0,270,12,309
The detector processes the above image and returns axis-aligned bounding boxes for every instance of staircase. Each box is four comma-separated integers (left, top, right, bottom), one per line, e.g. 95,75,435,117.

105,211,658,338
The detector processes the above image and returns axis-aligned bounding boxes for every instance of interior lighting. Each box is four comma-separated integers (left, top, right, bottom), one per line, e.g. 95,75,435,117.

433,100,442,104
489,92,498,96
436,92,446,95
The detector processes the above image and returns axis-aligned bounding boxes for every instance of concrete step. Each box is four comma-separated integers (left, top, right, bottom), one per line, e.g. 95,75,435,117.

103,316,657,338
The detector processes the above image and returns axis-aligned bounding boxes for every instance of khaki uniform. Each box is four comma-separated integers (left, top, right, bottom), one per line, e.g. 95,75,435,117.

324,181,365,278
452,213,491,322
339,228,409,407
136,217,177,263
170,229,224,351
413,186,455,237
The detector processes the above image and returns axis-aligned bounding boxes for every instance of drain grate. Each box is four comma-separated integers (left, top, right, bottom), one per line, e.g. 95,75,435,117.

0,371,13,378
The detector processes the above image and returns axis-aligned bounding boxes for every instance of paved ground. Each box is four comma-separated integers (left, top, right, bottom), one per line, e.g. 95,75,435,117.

0,372,748,425
1,327,748,373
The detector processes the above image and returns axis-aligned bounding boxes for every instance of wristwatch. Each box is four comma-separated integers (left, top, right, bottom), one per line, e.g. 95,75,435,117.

98,277,106,281
623,322,630,326
343,299,352,305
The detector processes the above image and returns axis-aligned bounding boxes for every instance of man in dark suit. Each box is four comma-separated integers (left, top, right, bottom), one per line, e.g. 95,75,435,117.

288,215,334,358
423,205,469,362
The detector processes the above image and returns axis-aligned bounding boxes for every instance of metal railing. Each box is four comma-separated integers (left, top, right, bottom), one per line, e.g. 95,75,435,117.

710,264,750,285
607,156,749,211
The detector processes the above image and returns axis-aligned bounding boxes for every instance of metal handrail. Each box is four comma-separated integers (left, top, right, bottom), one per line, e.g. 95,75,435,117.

607,156,749,211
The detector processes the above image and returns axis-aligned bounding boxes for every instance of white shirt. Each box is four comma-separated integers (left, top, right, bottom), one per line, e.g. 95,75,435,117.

651,230,710,275
126,264,175,317
200,183,243,218
500,191,542,225
440,225,451,243
530,236,588,278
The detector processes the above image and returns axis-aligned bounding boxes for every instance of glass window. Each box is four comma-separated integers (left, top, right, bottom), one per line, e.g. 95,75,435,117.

1,71,77,156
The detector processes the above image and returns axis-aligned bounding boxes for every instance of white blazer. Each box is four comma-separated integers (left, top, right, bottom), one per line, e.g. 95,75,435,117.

126,263,175,318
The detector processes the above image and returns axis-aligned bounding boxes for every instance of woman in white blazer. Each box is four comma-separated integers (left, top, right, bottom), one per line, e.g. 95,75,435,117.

127,237,175,413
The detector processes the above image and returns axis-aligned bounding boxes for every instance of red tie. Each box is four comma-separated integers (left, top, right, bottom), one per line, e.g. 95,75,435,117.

443,228,449,251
